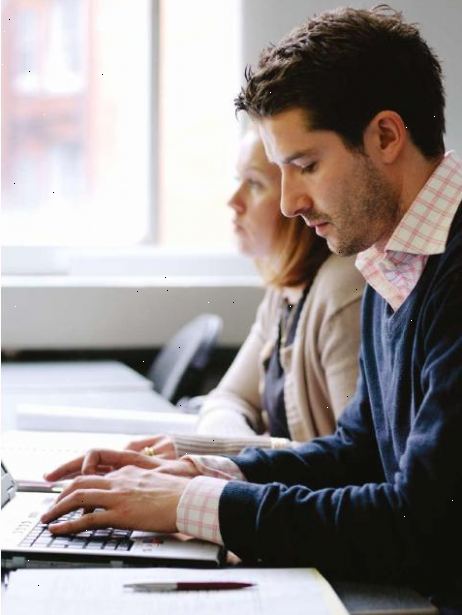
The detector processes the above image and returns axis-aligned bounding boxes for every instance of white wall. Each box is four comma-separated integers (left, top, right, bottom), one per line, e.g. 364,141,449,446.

1,279,264,350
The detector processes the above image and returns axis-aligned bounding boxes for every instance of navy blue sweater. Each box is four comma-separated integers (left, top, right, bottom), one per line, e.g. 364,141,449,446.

220,203,462,601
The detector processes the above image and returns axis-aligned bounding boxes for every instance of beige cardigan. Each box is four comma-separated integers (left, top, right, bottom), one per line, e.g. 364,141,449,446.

174,254,364,456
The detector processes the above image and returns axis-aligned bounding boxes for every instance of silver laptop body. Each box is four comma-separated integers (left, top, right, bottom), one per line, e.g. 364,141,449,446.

1,461,223,569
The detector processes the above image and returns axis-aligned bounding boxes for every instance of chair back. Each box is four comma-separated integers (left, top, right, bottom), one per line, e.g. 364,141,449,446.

147,313,223,402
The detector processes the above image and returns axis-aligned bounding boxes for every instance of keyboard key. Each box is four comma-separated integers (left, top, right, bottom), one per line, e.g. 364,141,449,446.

74,530,93,538
69,537,88,545
50,539,71,547
93,530,111,538
34,538,53,547
86,541,104,550
111,530,131,538
104,540,119,550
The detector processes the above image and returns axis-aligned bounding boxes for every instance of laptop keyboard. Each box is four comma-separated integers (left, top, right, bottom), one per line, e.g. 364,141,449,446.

19,509,133,551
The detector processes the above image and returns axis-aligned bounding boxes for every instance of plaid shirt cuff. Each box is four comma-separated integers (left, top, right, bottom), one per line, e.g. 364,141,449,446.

176,476,228,545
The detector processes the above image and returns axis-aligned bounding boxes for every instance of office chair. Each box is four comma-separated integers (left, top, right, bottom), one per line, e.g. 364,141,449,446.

147,313,223,404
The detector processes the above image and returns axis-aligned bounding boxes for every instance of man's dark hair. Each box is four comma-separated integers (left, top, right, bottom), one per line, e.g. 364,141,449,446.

235,5,445,158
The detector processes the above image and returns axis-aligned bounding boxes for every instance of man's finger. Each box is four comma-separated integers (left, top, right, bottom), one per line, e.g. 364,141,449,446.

48,508,115,534
55,475,111,504
41,488,115,525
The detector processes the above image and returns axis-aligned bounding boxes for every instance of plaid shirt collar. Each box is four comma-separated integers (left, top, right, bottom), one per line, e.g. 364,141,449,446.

356,151,462,309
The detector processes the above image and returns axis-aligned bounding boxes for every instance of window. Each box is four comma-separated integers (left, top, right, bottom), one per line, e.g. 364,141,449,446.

158,0,241,249
2,0,151,248
2,0,241,255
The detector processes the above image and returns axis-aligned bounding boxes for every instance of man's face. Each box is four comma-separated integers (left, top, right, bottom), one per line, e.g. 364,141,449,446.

259,108,400,256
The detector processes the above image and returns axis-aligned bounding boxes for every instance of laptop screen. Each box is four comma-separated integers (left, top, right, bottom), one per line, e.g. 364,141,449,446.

1,461,16,507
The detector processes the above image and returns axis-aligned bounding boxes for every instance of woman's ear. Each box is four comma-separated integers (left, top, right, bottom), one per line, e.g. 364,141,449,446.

363,110,407,165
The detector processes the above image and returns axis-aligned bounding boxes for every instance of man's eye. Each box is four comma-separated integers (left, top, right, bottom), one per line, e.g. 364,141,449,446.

301,162,317,174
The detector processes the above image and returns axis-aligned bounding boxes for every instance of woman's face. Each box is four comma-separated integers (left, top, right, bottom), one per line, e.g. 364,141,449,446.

228,131,282,258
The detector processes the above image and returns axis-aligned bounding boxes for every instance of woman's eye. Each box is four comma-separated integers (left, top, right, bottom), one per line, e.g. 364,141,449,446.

247,179,263,189
301,162,317,174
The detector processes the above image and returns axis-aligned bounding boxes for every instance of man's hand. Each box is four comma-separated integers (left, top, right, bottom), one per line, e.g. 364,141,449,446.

125,435,177,459
41,465,190,534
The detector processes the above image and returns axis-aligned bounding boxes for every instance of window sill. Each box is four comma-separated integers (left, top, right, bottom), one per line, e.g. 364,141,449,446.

1,246,258,278
2,271,264,352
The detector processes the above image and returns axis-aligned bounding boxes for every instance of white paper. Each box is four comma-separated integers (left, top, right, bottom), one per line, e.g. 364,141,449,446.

2,567,348,615
1,430,137,481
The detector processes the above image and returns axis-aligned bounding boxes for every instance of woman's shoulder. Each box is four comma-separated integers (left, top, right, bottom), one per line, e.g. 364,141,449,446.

253,286,284,328
310,253,364,311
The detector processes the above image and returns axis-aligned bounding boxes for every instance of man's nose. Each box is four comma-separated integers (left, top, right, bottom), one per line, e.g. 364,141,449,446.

280,171,313,218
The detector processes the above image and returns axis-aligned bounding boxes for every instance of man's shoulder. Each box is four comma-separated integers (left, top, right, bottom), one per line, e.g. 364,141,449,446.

445,199,462,254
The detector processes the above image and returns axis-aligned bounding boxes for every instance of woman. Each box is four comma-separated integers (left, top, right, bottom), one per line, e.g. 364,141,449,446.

124,129,364,459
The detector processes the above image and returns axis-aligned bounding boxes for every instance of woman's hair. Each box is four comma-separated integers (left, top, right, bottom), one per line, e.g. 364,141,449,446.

256,214,331,288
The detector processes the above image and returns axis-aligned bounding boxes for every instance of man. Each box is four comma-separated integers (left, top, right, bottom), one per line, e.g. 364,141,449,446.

43,5,462,608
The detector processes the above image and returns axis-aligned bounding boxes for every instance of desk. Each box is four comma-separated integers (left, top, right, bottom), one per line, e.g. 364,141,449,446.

1,360,173,430
1,361,153,393
1,388,176,430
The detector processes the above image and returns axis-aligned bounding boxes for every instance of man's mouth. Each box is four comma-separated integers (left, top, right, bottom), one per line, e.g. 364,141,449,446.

304,218,329,229
303,218,331,237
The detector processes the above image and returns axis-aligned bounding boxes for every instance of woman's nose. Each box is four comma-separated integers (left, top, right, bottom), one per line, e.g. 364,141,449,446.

227,185,246,213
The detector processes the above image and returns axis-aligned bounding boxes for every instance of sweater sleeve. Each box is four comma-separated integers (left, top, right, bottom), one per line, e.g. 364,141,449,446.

173,433,291,457
195,290,276,437
218,274,462,587
227,357,382,489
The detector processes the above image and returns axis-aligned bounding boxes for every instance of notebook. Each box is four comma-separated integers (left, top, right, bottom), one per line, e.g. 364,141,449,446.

1,461,224,569
2,567,349,615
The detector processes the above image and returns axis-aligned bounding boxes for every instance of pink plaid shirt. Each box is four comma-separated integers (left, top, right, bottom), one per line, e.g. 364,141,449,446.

176,455,244,545
176,151,462,545
356,151,462,310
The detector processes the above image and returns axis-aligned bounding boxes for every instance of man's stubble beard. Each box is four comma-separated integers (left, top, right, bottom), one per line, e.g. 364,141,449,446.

331,156,400,257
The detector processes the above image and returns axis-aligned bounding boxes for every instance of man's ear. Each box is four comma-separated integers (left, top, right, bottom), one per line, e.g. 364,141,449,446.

363,111,407,165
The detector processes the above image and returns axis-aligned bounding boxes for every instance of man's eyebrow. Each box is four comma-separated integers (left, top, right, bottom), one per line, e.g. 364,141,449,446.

282,149,317,164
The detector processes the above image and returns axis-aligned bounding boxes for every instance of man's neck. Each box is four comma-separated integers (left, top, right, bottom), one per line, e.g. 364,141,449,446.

374,152,445,253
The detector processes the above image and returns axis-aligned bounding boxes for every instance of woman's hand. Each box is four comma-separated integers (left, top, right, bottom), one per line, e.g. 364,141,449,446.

41,465,189,535
44,448,203,483
43,448,162,482
125,435,177,459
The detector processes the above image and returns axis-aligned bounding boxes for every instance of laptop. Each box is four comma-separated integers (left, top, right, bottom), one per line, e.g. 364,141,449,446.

1,461,224,569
